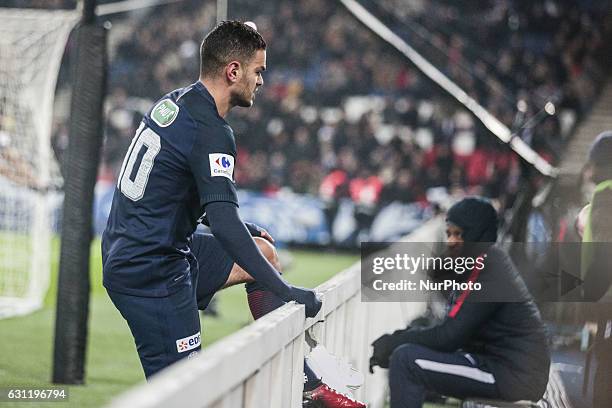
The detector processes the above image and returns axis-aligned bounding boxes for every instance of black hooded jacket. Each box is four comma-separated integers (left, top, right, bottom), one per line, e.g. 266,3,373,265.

395,246,550,401
372,198,551,401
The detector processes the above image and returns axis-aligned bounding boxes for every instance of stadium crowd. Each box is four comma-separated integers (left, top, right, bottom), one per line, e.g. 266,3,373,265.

0,0,121,8
368,0,610,153
45,0,611,216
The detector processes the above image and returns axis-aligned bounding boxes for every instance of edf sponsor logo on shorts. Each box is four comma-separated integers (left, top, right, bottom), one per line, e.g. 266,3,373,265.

176,332,201,353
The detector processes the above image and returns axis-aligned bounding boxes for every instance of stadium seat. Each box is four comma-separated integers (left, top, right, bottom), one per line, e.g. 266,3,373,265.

461,398,539,408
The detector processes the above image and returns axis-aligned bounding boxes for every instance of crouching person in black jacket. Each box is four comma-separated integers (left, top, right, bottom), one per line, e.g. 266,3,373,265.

370,197,550,408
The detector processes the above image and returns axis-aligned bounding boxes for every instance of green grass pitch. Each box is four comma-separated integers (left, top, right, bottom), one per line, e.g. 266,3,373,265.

0,239,358,408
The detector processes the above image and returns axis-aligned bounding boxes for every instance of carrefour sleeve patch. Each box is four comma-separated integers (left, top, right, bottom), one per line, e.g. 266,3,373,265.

151,99,179,127
208,153,235,180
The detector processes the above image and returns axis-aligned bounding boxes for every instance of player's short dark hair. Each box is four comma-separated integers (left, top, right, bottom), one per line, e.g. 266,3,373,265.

200,21,266,77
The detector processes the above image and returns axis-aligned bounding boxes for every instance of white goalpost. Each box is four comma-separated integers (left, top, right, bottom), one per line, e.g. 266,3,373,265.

0,7,78,319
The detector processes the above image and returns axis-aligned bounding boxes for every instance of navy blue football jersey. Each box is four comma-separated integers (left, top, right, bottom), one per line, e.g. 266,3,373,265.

102,82,238,297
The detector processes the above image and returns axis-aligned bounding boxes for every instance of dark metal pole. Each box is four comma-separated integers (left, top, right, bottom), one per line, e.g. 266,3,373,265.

82,0,96,24
52,0,107,384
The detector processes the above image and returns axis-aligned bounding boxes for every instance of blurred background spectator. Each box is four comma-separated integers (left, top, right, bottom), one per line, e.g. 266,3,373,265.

28,0,612,245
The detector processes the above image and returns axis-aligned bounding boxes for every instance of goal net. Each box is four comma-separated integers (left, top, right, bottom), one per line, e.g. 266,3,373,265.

0,7,78,318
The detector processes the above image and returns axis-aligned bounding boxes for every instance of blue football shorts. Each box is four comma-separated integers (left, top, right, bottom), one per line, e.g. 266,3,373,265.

107,233,235,378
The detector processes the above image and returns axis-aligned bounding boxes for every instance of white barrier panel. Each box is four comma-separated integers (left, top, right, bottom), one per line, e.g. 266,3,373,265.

107,217,445,408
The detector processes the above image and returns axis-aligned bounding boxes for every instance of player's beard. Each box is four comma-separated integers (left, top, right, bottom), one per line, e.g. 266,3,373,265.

232,81,255,108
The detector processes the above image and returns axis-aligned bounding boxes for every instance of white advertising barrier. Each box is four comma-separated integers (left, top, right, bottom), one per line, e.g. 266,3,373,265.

107,216,445,408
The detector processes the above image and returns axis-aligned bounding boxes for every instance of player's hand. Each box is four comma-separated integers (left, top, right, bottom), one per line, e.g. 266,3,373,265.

369,356,379,374
259,228,275,243
288,286,322,318
245,222,274,243
370,333,393,369
370,329,410,369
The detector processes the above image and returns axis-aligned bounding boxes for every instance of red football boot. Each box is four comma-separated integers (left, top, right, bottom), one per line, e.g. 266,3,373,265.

303,383,366,408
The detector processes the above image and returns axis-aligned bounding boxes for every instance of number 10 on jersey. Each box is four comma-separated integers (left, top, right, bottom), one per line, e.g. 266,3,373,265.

117,123,162,201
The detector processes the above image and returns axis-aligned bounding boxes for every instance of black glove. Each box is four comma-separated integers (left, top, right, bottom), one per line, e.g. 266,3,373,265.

244,222,263,238
284,286,322,318
369,328,411,371
369,356,379,374
245,222,275,243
